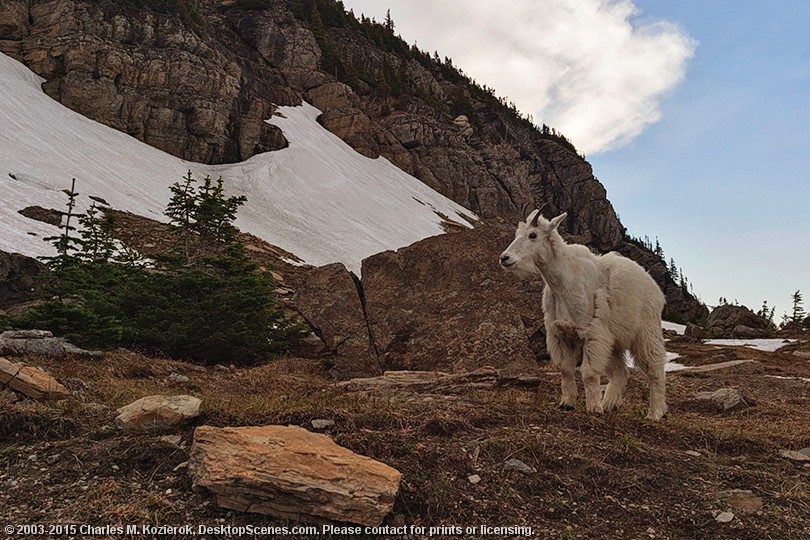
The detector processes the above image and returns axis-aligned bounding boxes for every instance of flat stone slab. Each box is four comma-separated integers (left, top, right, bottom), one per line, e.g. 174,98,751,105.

779,449,810,462
188,425,401,526
0,330,102,358
0,356,69,400
337,367,500,395
115,395,201,433
695,387,753,411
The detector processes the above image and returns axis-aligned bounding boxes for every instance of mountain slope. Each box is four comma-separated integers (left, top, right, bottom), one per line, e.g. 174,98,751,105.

0,52,475,273
0,0,704,320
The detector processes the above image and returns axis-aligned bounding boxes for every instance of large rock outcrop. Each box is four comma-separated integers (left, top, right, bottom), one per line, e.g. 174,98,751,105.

707,305,771,338
296,224,545,379
294,263,381,379
361,224,543,375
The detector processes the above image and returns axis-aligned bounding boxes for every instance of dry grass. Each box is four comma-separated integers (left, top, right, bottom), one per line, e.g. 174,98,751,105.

1,340,809,538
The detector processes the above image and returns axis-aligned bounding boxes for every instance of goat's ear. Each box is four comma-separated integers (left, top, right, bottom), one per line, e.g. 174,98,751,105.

547,212,567,232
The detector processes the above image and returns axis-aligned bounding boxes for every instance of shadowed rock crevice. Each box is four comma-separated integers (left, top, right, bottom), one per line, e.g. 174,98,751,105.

349,270,383,374
293,263,381,380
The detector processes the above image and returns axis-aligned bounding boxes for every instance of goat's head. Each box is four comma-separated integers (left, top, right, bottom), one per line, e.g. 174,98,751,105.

499,204,567,275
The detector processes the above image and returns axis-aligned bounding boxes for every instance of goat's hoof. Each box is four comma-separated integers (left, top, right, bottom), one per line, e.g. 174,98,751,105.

558,404,575,411
645,410,668,421
601,399,623,413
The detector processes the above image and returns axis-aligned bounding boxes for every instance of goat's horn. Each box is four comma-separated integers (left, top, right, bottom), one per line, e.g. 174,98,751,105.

521,201,531,220
530,202,549,226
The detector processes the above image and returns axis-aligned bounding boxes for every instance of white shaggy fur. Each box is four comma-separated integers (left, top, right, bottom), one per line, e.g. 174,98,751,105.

500,209,668,420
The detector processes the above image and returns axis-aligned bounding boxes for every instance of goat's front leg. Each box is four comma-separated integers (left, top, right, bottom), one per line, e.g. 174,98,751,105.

581,335,612,414
547,331,579,410
558,356,578,410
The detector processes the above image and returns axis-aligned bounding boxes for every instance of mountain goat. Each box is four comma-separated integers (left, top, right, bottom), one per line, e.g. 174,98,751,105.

499,205,667,421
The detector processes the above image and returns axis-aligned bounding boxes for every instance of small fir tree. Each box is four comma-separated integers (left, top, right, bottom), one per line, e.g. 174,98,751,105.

790,290,806,323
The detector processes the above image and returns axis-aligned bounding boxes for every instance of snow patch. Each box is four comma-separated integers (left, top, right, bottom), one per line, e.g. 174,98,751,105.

0,52,477,273
704,339,795,352
661,321,686,335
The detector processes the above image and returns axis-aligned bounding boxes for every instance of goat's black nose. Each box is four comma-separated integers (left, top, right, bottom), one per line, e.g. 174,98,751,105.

500,255,510,264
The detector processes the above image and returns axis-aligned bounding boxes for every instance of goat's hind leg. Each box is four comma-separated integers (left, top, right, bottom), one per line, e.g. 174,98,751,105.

631,331,668,421
601,346,629,413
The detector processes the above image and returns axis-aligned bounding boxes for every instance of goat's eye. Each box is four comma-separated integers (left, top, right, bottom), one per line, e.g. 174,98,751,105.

528,232,537,239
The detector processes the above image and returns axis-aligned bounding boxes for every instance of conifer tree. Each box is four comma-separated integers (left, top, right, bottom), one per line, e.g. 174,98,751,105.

13,174,296,364
654,237,664,259
791,290,806,323
42,178,82,271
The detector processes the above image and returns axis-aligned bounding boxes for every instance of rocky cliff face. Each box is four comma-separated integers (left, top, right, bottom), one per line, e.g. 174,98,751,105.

0,0,293,163
2,0,621,246
0,0,703,320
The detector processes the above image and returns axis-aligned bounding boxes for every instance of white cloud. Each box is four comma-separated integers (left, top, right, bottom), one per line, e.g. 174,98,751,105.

344,0,696,155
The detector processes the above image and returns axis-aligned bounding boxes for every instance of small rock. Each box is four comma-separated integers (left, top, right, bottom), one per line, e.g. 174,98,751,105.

111,464,119,471
715,511,734,523
467,474,481,485
503,458,534,475
88,195,109,206
115,395,201,433
695,387,753,411
159,434,183,446
685,450,702,457
717,489,763,512
791,350,810,359
779,449,810,462
311,418,335,429
213,364,229,372
168,372,189,383
0,357,70,401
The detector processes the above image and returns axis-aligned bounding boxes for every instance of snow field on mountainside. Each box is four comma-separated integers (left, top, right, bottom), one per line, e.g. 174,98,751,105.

0,53,476,273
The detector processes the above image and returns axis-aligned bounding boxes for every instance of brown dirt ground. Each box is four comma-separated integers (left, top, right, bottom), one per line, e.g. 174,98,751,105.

1,338,809,540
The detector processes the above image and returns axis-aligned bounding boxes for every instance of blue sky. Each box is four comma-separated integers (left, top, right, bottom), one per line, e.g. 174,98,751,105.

591,1,810,316
344,0,809,318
